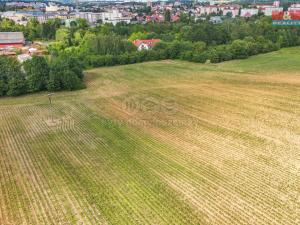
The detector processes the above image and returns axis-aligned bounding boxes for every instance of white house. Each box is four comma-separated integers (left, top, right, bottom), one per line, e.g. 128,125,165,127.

240,8,259,17
133,39,161,51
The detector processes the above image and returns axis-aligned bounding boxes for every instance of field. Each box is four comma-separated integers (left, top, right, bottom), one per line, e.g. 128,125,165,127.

0,47,300,225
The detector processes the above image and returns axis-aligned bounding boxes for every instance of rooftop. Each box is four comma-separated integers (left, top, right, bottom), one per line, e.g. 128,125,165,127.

0,32,25,44
133,39,161,48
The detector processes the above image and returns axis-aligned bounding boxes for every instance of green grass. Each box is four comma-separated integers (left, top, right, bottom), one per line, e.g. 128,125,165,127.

217,47,300,73
0,47,300,224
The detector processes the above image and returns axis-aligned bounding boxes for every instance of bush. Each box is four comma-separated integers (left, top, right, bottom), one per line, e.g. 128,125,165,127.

179,51,193,61
24,56,50,93
60,70,84,91
7,75,27,96
215,45,233,61
206,49,219,63
229,40,250,59
0,57,26,96
192,52,209,63
47,55,85,91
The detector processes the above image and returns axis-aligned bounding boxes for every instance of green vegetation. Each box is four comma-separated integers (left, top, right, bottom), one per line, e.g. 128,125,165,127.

47,15,300,70
0,55,84,97
1,15,300,97
0,47,299,224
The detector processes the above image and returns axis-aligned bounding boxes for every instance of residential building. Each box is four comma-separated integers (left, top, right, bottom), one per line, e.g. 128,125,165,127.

240,8,258,17
196,6,219,15
133,39,160,51
222,5,240,18
101,10,131,25
75,12,102,24
146,14,164,23
46,3,59,12
46,3,71,13
0,11,28,25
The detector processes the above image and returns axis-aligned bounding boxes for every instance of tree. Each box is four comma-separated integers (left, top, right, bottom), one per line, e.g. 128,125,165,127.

80,35,136,56
26,18,41,41
24,56,49,93
55,28,71,46
70,20,77,28
41,19,61,40
0,57,25,96
164,10,171,22
167,41,193,59
225,12,233,18
47,55,85,91
229,40,250,59
7,75,26,96
128,31,148,41
179,13,189,23
48,41,66,56
72,30,85,46
0,78,7,96
47,72,61,91
194,41,206,54
0,58,9,96
76,18,89,30
60,70,83,91
192,52,209,63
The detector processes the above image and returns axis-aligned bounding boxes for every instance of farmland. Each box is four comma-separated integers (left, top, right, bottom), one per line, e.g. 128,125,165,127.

0,47,300,224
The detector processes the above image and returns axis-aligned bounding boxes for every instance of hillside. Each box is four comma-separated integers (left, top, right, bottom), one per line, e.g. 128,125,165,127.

0,47,299,224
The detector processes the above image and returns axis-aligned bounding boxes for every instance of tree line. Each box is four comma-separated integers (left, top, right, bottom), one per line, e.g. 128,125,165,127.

1,14,300,97
48,15,300,66
0,55,85,97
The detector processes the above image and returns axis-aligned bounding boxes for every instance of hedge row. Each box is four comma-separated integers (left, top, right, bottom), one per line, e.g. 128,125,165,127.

83,37,290,68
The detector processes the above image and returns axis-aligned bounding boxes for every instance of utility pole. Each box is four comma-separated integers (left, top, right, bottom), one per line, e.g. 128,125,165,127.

48,93,54,123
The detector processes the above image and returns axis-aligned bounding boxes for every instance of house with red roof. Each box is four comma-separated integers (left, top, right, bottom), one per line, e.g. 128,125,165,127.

146,14,165,23
171,15,180,22
133,39,161,51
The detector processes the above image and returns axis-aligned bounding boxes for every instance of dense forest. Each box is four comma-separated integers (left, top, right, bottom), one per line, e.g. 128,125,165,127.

1,13,300,96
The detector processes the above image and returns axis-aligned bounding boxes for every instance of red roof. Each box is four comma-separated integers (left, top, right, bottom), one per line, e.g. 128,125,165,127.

133,39,161,48
171,15,180,22
146,14,164,23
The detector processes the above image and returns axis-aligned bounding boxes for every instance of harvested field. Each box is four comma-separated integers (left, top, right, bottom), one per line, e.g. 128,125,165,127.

0,47,300,224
